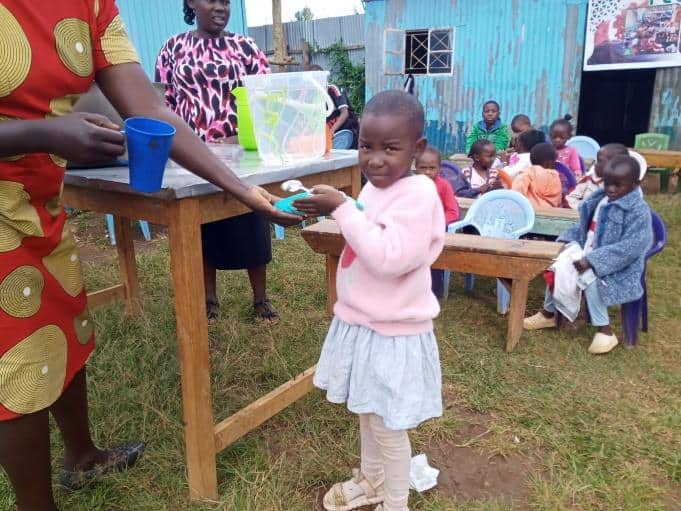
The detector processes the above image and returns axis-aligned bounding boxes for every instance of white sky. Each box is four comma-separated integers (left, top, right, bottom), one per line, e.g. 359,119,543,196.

245,0,365,27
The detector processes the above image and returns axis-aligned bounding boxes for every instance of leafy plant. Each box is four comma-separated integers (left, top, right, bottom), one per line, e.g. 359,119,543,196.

314,42,366,116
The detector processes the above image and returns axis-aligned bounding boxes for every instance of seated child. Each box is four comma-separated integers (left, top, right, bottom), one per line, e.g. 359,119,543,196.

465,100,510,153
415,145,460,224
566,143,628,209
504,114,532,165
294,90,445,511
459,140,503,198
512,142,562,208
503,129,546,178
415,145,460,298
550,115,582,176
523,155,653,354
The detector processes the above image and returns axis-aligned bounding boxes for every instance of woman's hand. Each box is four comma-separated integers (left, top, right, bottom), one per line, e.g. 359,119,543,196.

293,185,347,217
44,112,125,164
243,186,301,226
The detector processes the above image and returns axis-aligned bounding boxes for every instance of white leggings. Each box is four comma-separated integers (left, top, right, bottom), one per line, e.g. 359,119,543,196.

360,413,411,511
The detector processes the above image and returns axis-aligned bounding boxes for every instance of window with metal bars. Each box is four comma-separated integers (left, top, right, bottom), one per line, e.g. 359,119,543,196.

404,29,453,75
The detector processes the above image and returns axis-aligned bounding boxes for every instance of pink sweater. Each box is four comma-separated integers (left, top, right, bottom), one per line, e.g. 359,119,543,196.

557,146,582,176
331,175,446,336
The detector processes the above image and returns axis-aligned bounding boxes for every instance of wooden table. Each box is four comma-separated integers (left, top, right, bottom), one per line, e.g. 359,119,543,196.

456,197,579,237
635,148,681,170
302,220,562,352
64,146,361,501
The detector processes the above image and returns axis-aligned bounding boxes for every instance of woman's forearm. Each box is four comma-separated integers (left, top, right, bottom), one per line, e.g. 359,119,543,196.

97,63,251,202
0,119,53,157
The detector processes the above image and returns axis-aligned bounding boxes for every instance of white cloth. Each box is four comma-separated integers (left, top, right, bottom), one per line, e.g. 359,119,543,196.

314,317,443,430
550,243,600,322
503,152,531,177
551,243,584,322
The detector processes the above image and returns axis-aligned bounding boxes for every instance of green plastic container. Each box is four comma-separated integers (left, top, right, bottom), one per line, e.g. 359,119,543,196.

232,86,257,151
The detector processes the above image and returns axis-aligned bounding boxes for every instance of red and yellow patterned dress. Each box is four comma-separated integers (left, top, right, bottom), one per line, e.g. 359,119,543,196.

0,0,139,421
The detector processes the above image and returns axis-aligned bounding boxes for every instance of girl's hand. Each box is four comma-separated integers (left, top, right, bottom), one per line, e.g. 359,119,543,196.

44,112,125,165
573,257,591,273
244,186,301,226
293,185,347,217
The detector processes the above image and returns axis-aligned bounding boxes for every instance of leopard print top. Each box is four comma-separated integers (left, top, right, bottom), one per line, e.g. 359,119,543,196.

155,31,270,142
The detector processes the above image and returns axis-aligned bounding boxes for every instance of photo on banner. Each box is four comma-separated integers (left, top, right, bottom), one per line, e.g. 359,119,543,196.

584,0,681,71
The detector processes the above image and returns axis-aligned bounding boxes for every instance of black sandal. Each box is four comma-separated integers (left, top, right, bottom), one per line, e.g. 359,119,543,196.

59,441,145,490
206,300,220,325
254,298,280,325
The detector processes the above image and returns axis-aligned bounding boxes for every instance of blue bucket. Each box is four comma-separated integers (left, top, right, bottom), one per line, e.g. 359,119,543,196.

124,117,176,193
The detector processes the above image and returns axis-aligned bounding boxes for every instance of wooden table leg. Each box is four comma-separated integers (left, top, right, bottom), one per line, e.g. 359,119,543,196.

326,254,339,316
350,165,362,198
506,278,530,352
113,216,141,315
167,200,218,501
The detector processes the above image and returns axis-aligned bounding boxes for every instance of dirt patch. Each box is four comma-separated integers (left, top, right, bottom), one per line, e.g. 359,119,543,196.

424,403,540,508
309,402,542,510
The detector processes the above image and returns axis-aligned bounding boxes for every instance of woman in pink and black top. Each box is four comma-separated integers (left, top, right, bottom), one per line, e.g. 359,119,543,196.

156,0,279,325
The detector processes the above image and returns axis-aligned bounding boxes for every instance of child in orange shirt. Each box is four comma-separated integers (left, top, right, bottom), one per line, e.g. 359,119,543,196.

512,143,562,208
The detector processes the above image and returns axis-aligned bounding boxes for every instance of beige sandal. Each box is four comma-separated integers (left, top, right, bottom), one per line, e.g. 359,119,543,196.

523,311,557,330
323,468,384,511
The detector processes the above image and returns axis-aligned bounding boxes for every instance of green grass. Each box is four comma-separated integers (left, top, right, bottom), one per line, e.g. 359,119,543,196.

1,196,680,510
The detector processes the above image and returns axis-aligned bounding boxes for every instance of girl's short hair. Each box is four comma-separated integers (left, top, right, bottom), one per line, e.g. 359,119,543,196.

518,129,546,152
183,0,195,25
468,139,495,158
483,100,500,110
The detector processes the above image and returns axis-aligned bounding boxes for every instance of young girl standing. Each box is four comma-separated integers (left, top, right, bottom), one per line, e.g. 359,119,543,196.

550,116,582,177
295,91,445,511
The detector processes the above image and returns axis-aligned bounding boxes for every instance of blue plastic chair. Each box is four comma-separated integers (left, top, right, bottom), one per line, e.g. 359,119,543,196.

444,190,535,313
566,136,600,161
106,215,151,245
621,211,666,347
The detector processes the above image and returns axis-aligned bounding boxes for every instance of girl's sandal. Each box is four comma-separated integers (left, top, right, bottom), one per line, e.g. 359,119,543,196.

254,298,280,326
323,468,384,511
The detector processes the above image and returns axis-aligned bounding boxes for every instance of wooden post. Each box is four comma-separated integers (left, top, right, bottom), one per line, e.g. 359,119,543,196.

113,216,141,315
302,40,310,68
167,200,218,501
272,0,288,72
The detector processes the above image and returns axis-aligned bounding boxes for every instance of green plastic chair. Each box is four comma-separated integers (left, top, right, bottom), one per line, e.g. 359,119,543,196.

635,133,671,192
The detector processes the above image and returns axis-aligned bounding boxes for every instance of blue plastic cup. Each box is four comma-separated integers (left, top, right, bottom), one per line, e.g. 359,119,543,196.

124,117,176,193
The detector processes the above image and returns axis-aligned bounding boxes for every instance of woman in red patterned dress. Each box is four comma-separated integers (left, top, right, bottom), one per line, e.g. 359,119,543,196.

156,0,280,325
0,1,297,509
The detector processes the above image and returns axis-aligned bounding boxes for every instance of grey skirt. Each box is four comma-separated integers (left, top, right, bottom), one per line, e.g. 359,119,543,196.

314,317,443,430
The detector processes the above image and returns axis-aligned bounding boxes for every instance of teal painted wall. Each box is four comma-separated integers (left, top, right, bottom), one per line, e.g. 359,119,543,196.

365,0,589,154
116,0,248,78
365,0,680,152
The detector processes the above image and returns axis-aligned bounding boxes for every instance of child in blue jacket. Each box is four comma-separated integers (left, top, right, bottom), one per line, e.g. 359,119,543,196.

524,155,653,354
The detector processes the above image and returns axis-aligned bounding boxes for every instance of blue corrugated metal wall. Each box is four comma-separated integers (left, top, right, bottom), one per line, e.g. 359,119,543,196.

116,0,248,78
365,0,589,154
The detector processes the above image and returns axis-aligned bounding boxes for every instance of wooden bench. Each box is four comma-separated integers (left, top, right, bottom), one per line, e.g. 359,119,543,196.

302,220,563,352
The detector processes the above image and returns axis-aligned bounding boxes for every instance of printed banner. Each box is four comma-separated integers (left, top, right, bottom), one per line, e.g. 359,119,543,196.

584,0,681,70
